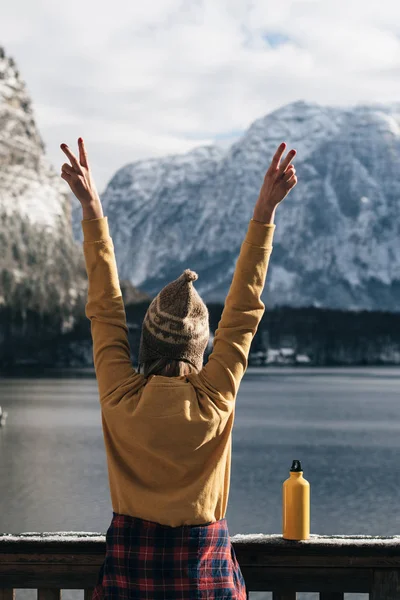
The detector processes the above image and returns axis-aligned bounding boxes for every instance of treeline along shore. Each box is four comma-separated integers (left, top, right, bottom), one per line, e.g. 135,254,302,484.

1,293,400,371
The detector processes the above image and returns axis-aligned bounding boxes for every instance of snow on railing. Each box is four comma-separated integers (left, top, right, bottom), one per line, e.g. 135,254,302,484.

0,532,400,599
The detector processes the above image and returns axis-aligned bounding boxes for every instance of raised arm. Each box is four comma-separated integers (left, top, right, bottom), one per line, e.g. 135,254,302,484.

190,142,297,406
60,138,144,405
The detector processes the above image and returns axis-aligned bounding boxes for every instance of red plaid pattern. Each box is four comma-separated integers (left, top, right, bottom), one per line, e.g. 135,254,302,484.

91,511,247,599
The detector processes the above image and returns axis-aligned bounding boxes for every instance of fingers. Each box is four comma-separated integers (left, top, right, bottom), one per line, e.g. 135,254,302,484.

278,163,298,191
60,143,84,175
282,165,296,181
78,137,89,169
267,143,296,180
284,171,298,188
278,149,297,175
61,163,74,176
269,142,287,171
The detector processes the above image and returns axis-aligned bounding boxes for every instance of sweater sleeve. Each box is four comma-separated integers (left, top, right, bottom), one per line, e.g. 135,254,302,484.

188,219,275,407
81,216,145,405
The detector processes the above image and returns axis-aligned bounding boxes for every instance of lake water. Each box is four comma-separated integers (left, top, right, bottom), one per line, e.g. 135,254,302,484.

1,366,400,600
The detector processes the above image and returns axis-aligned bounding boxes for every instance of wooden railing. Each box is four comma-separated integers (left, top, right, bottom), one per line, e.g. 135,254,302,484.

1,532,400,599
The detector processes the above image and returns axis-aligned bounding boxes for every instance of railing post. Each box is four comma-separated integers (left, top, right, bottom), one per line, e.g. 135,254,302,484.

370,569,400,600
37,590,62,600
273,592,296,600
0,591,15,600
84,589,95,600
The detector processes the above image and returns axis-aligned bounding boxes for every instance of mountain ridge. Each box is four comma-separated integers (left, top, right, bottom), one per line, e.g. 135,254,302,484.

0,46,148,339
73,99,400,311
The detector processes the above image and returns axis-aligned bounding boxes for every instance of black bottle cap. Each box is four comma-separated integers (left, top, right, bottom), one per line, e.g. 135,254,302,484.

290,460,303,472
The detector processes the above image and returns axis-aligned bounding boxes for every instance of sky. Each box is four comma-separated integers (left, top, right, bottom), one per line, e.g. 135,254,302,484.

2,0,400,192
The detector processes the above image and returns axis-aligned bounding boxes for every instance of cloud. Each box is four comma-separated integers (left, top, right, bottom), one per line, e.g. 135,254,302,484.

263,33,291,48
2,0,400,191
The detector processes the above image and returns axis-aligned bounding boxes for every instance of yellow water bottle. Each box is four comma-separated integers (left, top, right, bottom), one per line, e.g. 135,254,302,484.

282,459,310,540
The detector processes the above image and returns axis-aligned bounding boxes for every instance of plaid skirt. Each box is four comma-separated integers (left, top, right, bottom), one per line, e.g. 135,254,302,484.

91,511,247,600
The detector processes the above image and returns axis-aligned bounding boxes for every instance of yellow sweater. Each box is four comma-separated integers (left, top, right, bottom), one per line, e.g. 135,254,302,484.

82,216,275,527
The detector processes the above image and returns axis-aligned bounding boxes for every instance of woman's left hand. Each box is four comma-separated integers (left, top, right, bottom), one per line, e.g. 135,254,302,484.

60,138,103,219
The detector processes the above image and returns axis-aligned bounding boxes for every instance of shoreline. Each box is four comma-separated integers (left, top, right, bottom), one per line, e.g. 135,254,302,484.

1,364,400,379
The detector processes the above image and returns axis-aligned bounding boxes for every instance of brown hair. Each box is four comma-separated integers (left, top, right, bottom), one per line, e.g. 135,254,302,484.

139,357,199,378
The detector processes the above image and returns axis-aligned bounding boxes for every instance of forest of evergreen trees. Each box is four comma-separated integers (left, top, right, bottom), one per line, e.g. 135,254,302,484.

1,208,400,370
2,294,400,371
0,209,87,368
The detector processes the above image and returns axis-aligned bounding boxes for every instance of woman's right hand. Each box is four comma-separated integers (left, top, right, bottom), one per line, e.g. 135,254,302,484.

252,142,297,224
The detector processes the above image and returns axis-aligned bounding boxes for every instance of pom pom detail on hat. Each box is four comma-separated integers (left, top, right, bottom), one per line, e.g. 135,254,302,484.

181,269,198,282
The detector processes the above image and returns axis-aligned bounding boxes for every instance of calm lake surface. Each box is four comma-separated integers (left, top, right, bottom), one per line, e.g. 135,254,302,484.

1,366,399,600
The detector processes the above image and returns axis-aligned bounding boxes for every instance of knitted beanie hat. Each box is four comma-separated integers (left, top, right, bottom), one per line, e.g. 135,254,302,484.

138,269,210,372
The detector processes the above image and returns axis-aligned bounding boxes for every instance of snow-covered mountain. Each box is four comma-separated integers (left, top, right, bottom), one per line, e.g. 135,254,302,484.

0,47,70,228
0,46,150,336
72,101,400,311
0,46,86,322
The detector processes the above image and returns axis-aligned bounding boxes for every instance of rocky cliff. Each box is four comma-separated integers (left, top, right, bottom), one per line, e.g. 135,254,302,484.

74,100,400,311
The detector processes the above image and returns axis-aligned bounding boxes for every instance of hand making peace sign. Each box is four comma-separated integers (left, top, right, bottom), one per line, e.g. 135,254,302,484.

253,142,297,223
60,138,103,218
